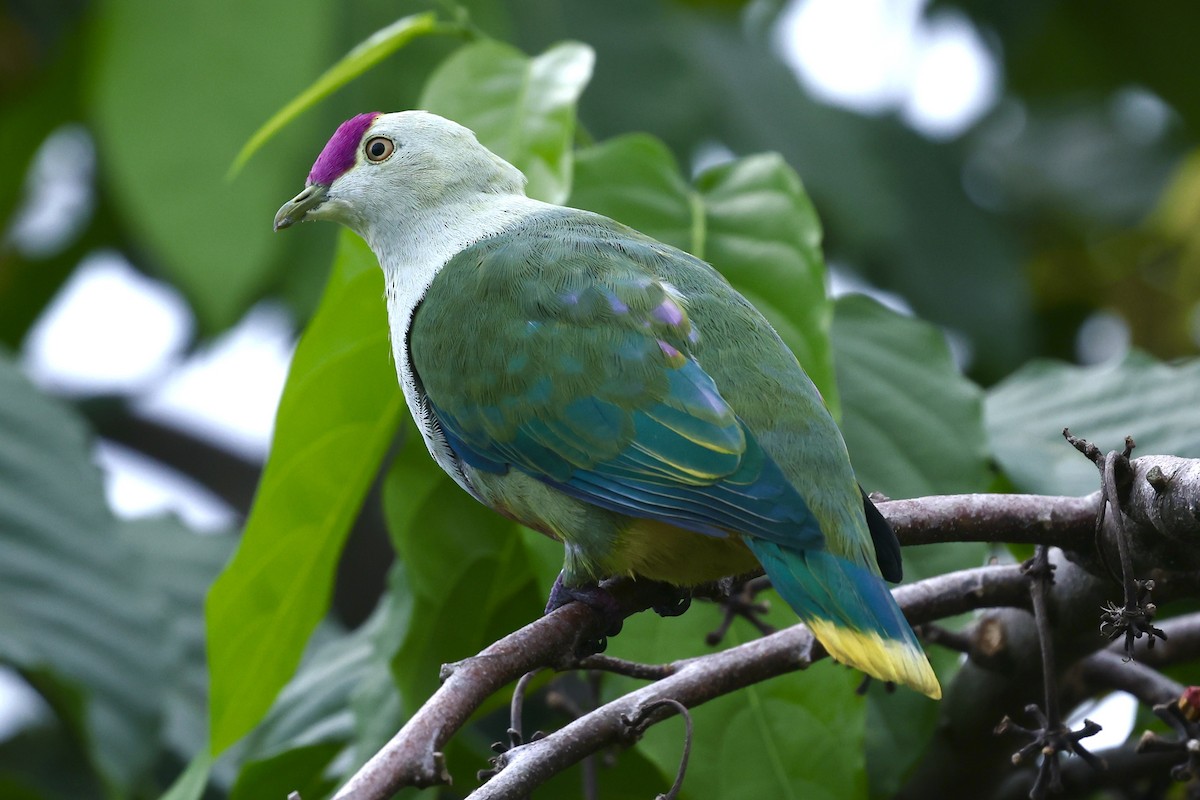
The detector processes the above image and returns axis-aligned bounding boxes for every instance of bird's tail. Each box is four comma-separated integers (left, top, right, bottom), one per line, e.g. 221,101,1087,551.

744,539,941,699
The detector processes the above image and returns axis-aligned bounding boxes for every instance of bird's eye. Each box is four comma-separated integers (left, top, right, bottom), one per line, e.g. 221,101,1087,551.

364,136,395,162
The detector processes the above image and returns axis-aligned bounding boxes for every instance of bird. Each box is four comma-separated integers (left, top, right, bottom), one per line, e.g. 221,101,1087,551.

274,110,941,699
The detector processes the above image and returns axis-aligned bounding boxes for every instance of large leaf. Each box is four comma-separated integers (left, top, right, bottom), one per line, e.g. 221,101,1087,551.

87,0,337,331
985,352,1200,496
832,294,991,500
118,518,235,761
419,39,594,203
206,230,403,753
570,133,697,251
230,583,408,800
0,354,164,792
229,12,442,177
568,134,837,408
697,153,835,410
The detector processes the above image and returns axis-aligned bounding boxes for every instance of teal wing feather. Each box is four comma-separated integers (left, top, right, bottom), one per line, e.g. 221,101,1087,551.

410,209,824,549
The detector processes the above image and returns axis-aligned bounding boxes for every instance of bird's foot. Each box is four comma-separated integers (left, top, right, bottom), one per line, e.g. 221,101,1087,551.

545,573,623,655
706,575,776,646
651,585,692,618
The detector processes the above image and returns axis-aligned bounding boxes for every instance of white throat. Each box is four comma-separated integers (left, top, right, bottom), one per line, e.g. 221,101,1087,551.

368,192,545,492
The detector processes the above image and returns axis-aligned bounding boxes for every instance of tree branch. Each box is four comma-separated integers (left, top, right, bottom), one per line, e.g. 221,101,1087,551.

1075,650,1183,707
329,564,1027,800
879,493,1096,549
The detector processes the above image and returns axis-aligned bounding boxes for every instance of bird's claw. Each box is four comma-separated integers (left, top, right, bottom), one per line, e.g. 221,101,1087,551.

545,573,624,655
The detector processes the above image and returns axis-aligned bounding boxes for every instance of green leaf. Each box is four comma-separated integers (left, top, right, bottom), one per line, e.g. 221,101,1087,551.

985,352,1200,496
87,0,338,330
607,602,867,800
832,294,991,499
230,567,413,793
157,751,212,800
569,133,697,252
697,154,836,411
206,230,403,754
420,39,594,203
118,518,235,761
231,625,374,799
0,353,164,792
229,12,442,178
0,720,104,800
231,743,340,800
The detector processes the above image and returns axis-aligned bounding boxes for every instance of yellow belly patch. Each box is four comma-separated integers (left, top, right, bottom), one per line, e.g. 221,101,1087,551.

610,518,761,586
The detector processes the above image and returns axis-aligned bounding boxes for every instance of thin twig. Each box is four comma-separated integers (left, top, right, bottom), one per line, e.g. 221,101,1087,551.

1103,450,1140,615
918,624,971,653
1030,546,1061,727
512,670,540,745
1072,437,1169,655
624,699,692,800
994,547,1105,798
574,654,676,681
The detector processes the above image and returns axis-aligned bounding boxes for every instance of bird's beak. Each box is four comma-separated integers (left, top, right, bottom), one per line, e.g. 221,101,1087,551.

273,183,330,231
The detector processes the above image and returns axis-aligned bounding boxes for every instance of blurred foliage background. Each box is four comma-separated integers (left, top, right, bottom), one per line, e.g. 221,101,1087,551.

2,0,1199,798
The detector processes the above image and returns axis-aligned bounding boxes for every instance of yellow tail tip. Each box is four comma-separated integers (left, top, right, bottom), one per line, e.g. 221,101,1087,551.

808,620,942,700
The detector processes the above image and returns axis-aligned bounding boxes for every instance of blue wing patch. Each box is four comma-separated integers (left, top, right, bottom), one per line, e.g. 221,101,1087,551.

434,354,825,550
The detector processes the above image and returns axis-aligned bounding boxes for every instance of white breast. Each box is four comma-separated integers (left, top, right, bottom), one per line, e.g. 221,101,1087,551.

369,193,546,496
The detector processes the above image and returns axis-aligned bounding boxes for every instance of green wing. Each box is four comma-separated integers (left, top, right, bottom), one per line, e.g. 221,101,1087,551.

410,208,828,548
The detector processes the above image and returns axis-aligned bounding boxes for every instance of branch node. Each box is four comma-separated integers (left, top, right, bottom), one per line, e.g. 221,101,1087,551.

1062,428,1104,468
916,623,971,653
1123,435,1137,460
1146,464,1170,494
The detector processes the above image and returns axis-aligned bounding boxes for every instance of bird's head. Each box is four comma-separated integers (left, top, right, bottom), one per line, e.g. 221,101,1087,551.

273,110,526,235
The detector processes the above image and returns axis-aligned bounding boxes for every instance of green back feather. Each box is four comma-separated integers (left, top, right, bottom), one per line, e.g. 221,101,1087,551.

410,207,874,571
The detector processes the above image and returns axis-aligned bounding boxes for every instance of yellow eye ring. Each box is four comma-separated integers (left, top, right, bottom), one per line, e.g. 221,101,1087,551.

364,136,395,162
